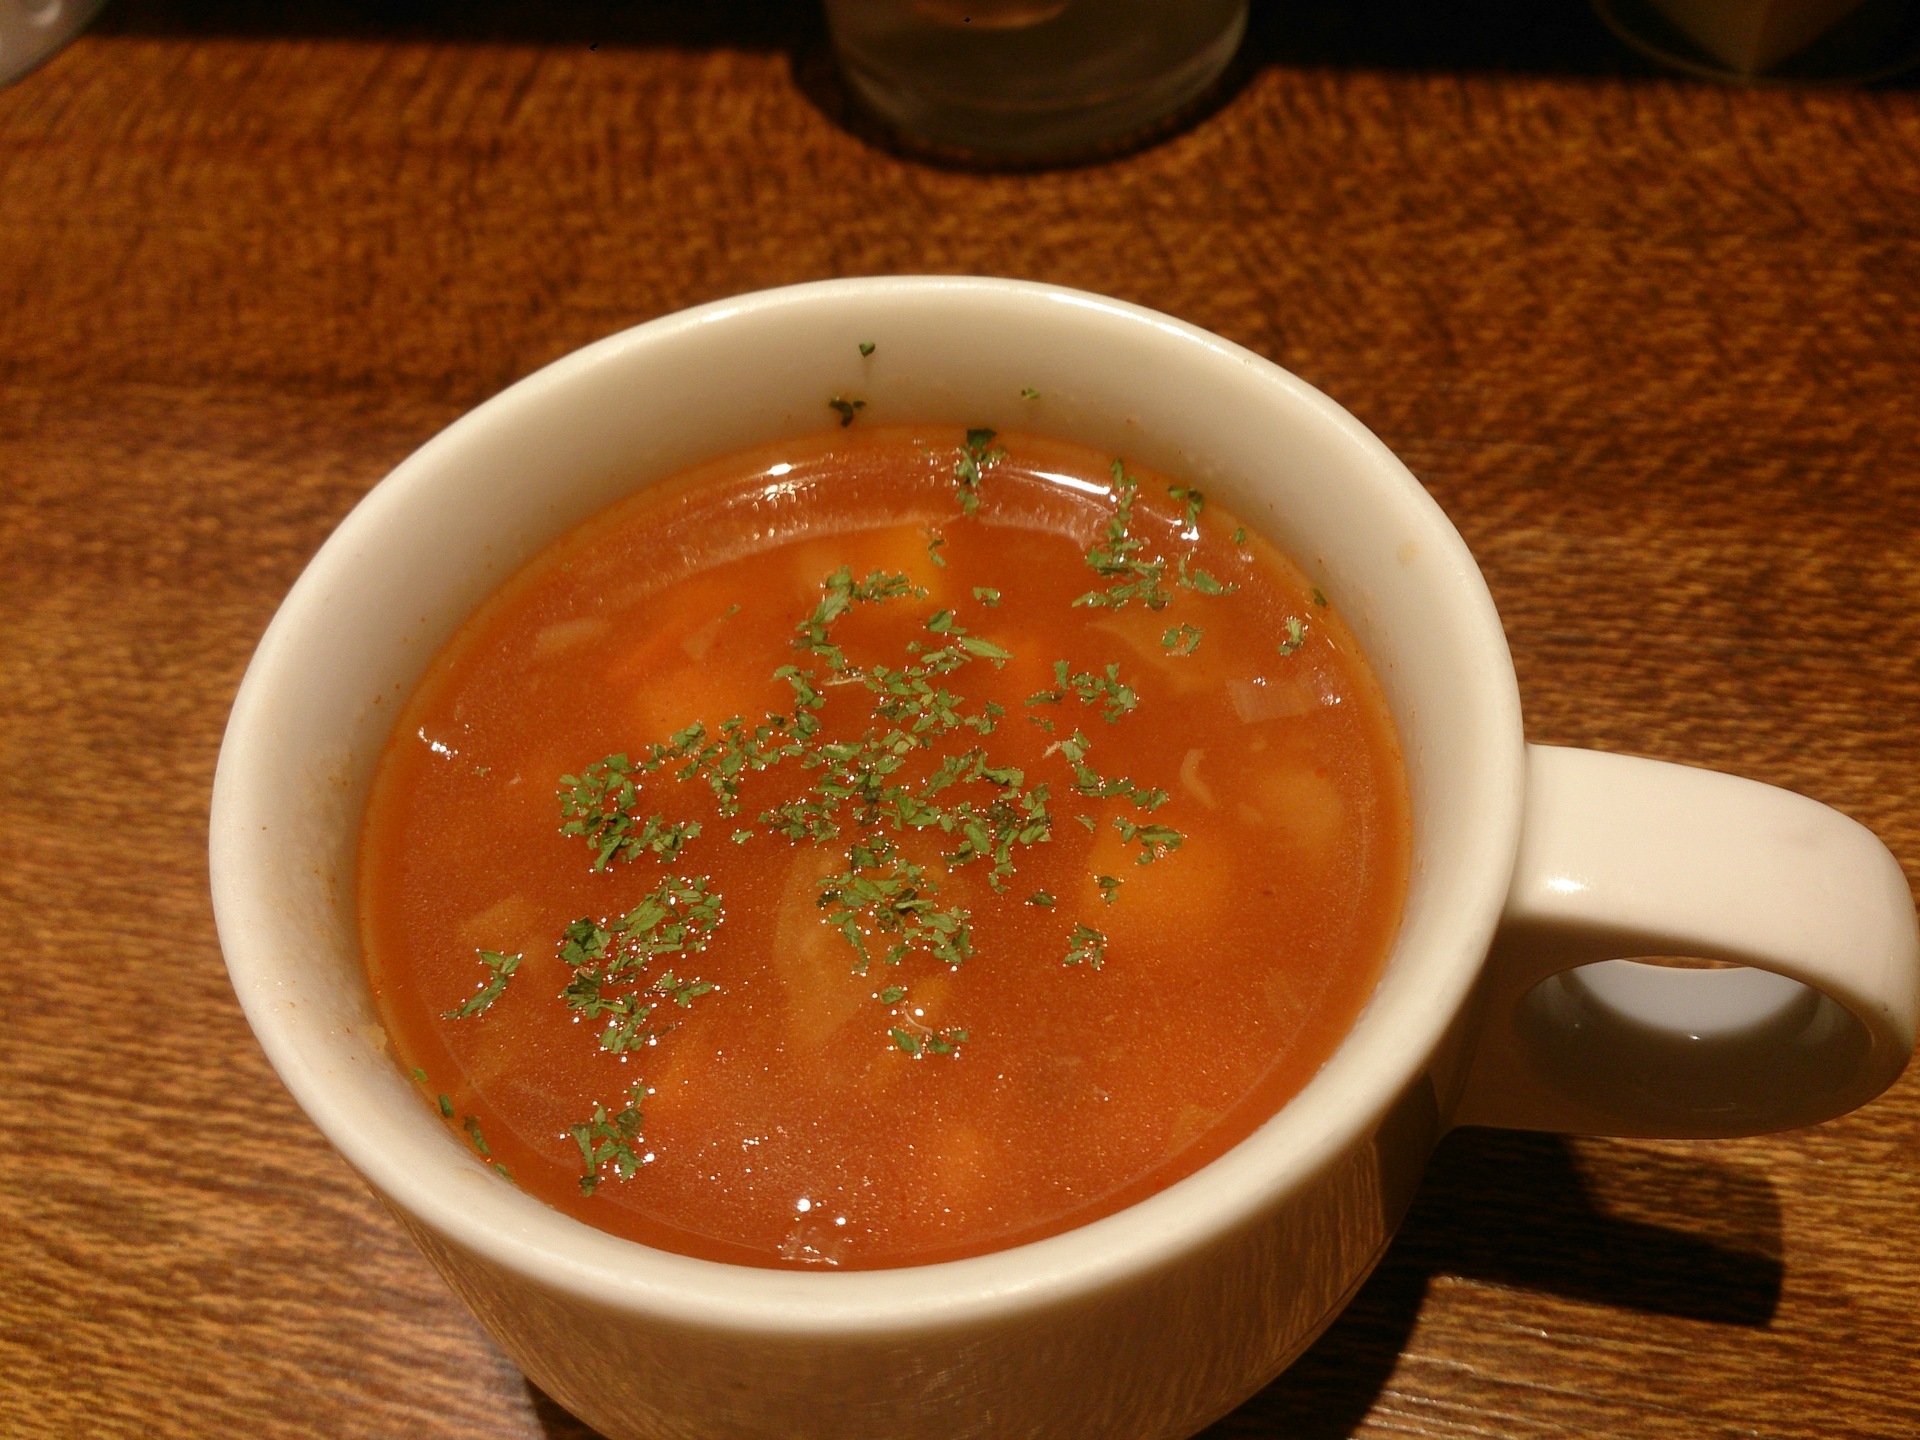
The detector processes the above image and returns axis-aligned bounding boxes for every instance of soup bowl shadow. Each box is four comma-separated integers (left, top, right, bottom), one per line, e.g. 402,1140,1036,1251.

1214,1128,1783,1438
516,1127,1782,1440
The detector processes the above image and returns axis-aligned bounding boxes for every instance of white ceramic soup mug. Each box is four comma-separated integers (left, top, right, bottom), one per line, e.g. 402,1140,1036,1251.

211,276,1919,1440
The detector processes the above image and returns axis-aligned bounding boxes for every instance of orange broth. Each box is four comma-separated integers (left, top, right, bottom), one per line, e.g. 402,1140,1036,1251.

359,426,1409,1269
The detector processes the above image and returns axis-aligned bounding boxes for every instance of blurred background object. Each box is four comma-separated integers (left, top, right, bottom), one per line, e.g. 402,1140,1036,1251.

1594,0,1920,80
823,0,1248,162
0,0,108,88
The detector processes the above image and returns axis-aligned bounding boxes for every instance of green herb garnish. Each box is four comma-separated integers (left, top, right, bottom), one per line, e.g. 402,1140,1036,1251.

1062,660,1138,722
1114,816,1184,865
954,428,1006,516
573,1084,648,1196
891,1022,968,1057
829,396,866,427
517,458,1252,1101
859,341,876,357
819,847,973,972
444,949,520,1020
1054,729,1168,810
1064,924,1107,969
1276,616,1306,656
1074,460,1170,612
557,878,721,1055
557,756,703,870
1161,623,1202,655
1029,661,1137,721
1176,555,1236,596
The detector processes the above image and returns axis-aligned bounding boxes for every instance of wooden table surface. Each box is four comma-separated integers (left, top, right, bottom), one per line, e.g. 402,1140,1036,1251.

4,3,1918,1437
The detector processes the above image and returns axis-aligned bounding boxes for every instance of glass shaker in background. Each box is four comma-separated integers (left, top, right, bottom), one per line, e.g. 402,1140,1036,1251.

823,0,1249,162
0,0,107,89
1592,0,1920,81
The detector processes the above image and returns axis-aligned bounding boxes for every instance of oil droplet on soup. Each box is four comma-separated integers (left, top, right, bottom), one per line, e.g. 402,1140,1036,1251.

359,426,1409,1269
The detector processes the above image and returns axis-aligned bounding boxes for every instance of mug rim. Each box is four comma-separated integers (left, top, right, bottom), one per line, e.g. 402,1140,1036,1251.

211,275,1525,1333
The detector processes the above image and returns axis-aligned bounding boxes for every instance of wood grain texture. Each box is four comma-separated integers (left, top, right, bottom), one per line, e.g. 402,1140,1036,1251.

3,4,1917,1437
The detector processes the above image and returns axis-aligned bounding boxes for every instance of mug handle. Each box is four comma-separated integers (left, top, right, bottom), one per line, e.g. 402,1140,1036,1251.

1452,744,1920,1137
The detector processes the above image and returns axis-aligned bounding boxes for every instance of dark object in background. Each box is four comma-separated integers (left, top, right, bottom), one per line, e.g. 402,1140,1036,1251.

0,0,109,88
822,0,1250,163
1594,0,1920,82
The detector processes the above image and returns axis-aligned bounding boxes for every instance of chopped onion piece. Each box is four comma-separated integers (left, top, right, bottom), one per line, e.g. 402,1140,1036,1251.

1179,748,1217,809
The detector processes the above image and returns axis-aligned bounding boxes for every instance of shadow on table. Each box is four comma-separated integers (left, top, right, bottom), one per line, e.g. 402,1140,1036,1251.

1204,1127,1783,1439
518,1127,1782,1440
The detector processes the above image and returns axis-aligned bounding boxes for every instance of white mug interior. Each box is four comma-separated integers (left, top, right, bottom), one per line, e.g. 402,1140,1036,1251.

210,277,1525,1436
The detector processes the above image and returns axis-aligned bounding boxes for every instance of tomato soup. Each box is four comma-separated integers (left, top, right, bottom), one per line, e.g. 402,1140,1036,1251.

359,426,1409,1269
